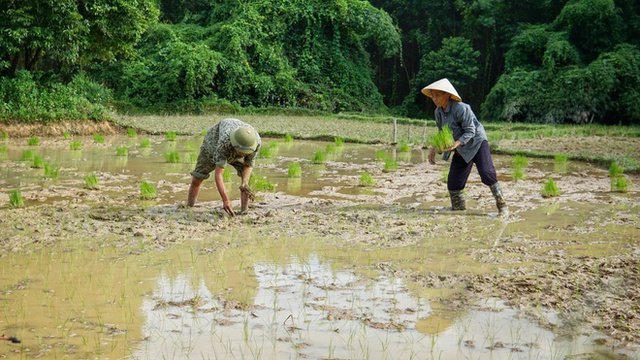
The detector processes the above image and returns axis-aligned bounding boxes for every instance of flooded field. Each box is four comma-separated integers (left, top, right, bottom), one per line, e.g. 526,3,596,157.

0,134,638,359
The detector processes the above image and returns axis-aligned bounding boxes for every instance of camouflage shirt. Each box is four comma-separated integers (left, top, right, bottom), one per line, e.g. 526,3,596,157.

201,118,261,168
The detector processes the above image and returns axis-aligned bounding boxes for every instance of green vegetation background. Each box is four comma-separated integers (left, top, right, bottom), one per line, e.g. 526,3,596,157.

1,0,639,125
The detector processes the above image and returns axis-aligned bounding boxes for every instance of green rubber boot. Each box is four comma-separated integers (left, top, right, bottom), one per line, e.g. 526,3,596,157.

449,190,466,211
490,183,509,216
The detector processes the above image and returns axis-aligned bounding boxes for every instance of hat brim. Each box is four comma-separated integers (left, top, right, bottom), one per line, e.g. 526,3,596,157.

421,78,462,102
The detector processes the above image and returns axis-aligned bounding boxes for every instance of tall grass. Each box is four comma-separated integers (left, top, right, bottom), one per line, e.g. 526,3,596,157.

287,163,302,178
140,180,157,199
9,189,24,208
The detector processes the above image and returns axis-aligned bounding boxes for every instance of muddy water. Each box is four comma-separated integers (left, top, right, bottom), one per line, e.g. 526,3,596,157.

0,135,639,359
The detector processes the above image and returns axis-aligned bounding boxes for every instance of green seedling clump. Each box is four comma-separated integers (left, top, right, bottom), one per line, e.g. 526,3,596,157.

259,140,279,158
542,178,559,198
127,128,137,137
397,140,411,153
513,166,525,181
359,171,375,187
9,189,24,208
376,150,389,161
383,157,398,172
611,176,629,193
513,154,528,168
1,131,8,140
84,173,99,189
165,150,181,163
429,126,454,152
186,152,197,163
44,164,59,179
139,139,151,148
334,137,344,147
166,131,177,141
609,161,624,178
250,176,275,191
288,162,302,178
21,149,35,161
116,145,128,156
283,133,294,143
63,132,71,140
93,133,105,143
27,136,40,146
441,169,449,183
32,155,45,169
325,143,339,154
554,154,568,163
312,151,326,164
70,140,82,150
140,180,157,200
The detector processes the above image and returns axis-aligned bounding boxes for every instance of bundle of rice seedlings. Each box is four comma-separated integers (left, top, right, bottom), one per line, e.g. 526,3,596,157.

359,172,375,187
428,126,454,152
140,181,157,200
9,189,24,208
84,173,99,190
542,178,559,198
288,163,302,178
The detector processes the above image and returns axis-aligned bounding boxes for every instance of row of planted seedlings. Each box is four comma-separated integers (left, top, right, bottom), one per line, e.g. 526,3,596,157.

3,129,198,208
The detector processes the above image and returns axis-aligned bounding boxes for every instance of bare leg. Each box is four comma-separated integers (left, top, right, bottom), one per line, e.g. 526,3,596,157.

240,190,250,213
187,177,204,207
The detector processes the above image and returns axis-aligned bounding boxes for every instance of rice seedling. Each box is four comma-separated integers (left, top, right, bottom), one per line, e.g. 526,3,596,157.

63,131,71,140
70,140,82,150
541,178,559,198
84,173,99,190
115,145,128,156
397,140,411,153
312,151,326,164
0,131,7,140
93,133,105,143
611,176,629,193
0,144,7,153
441,169,449,183
44,164,59,179
127,128,137,137
139,138,151,148
334,137,344,147
183,142,196,152
376,149,389,161
325,143,338,154
164,150,181,163
27,136,40,146
166,131,177,141
512,166,525,181
428,126,454,152
283,133,294,142
554,154,568,163
249,176,275,191
259,140,279,158
21,149,35,161
223,167,232,182
359,171,375,187
9,189,24,207
383,157,398,172
140,180,157,200
186,152,197,163
287,162,302,178
609,161,624,178
513,154,528,168
32,155,45,169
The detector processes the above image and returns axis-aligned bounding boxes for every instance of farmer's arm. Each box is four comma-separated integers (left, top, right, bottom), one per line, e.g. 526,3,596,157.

214,166,234,216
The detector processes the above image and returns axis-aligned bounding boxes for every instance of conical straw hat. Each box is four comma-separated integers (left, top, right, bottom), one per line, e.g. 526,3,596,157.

421,78,462,102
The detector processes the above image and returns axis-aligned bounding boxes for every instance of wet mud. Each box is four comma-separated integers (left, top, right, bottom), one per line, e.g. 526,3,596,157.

0,133,638,359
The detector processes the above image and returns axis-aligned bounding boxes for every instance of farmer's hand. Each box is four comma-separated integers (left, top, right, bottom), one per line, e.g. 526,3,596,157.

222,199,235,216
428,148,436,165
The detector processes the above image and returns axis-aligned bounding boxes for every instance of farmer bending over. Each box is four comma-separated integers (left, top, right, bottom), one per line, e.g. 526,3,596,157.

422,78,508,216
188,118,261,216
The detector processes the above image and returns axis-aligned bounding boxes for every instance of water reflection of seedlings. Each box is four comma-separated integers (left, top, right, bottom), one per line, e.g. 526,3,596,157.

32,155,45,168
9,189,24,207
441,169,449,183
259,140,279,158
0,144,7,153
70,140,82,150
84,173,99,190
164,150,180,163
44,163,59,179
312,151,326,164
359,171,375,187
223,167,232,182
542,178,559,198
288,162,302,178
140,180,157,200
186,152,197,163
27,136,40,146
21,149,35,161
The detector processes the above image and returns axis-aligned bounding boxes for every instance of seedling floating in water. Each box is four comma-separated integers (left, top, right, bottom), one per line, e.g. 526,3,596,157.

288,163,302,178
84,173,99,190
140,180,157,200
359,171,375,187
542,178,559,198
9,189,24,208
428,126,454,153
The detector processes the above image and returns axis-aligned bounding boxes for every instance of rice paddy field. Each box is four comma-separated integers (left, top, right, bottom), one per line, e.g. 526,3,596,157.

0,115,638,359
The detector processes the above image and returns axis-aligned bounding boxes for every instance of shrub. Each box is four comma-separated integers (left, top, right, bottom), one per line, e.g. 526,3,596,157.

9,189,24,208
287,163,302,178
359,171,375,187
140,180,157,200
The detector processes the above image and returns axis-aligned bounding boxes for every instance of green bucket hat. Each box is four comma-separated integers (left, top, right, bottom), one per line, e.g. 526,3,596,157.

230,127,258,154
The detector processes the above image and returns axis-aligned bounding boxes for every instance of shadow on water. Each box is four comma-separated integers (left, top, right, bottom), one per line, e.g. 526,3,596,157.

0,135,638,359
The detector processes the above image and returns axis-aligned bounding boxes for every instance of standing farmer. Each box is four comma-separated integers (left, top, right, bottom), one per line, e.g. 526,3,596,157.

188,118,261,216
422,78,508,215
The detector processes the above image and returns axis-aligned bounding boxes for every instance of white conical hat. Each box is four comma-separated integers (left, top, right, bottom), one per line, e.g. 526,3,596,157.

421,78,462,102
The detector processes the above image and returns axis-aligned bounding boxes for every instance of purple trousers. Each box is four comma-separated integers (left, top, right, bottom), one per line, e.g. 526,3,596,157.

447,140,498,191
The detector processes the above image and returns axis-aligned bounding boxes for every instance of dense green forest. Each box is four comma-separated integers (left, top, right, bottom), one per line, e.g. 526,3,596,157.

1,0,639,124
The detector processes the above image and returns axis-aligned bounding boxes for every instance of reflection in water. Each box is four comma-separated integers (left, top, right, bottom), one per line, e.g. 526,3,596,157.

133,254,613,360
